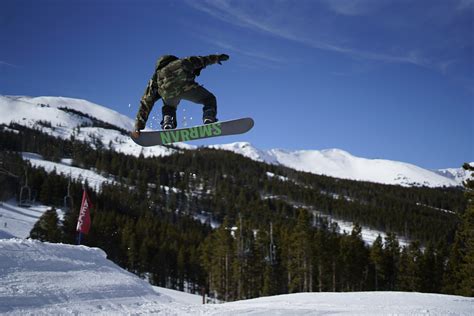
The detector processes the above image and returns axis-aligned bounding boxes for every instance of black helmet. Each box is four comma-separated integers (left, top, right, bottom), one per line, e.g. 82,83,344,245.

156,55,179,70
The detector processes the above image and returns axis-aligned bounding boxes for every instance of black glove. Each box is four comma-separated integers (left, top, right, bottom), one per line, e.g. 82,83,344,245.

217,54,230,65
194,67,203,76
131,129,141,139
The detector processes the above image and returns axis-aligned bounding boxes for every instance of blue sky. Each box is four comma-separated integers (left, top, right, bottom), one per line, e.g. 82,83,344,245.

1,0,472,169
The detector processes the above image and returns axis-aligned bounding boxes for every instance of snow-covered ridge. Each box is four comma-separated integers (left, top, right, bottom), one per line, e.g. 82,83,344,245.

1,95,134,131
435,163,474,185
212,142,465,187
0,95,179,158
1,95,468,187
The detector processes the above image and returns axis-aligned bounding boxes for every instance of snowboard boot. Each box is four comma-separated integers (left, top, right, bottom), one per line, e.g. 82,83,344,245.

161,105,177,130
203,117,218,125
161,115,177,130
203,107,218,125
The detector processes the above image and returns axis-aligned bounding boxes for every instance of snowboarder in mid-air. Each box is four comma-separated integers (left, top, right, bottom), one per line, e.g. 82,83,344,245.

131,54,230,139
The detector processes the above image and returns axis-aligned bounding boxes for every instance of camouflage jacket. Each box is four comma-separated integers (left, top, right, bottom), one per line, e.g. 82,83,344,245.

135,55,221,130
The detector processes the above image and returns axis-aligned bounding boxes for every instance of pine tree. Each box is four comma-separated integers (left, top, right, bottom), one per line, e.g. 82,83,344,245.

458,164,474,296
208,217,235,301
61,208,77,244
177,246,186,291
419,243,440,293
242,230,262,299
39,176,55,205
29,207,62,242
443,236,463,294
287,209,312,293
370,235,385,291
233,216,262,300
121,219,138,273
339,224,369,291
397,247,411,291
383,232,400,291
445,164,474,296
327,223,341,292
200,235,214,295
397,241,422,291
261,224,280,296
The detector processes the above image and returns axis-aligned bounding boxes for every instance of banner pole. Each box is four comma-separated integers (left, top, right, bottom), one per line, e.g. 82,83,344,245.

77,232,82,245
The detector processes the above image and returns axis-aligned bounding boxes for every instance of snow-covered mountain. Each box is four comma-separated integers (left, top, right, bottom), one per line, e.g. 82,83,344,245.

1,95,469,187
0,95,180,158
0,95,133,131
435,166,473,186
1,238,472,315
211,142,470,187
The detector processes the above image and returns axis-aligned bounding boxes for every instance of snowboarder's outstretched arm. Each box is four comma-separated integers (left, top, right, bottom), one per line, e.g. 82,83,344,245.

135,73,160,131
184,54,229,74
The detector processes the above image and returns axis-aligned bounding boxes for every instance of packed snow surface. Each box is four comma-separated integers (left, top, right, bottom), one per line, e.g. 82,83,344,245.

1,239,473,315
203,292,474,315
0,239,198,315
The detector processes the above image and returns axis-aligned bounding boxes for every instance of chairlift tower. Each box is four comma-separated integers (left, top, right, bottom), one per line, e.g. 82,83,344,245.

269,222,277,266
63,175,73,211
19,168,32,207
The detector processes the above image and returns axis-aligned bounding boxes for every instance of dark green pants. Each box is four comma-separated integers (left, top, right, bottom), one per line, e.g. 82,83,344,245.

162,86,217,120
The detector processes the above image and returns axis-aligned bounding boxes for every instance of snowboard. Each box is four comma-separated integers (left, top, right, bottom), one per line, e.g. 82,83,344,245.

131,117,254,146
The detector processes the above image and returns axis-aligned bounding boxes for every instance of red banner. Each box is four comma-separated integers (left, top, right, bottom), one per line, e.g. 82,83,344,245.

76,189,92,234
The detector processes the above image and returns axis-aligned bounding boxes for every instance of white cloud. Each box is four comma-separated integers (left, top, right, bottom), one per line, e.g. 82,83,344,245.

187,0,474,95
187,0,431,68
0,61,18,68
457,0,474,10
321,0,390,16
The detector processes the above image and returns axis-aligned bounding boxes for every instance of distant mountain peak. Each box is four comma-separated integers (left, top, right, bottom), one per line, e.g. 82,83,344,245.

211,143,463,187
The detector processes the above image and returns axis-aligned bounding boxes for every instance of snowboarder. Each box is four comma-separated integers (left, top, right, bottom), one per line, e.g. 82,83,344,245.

131,54,230,139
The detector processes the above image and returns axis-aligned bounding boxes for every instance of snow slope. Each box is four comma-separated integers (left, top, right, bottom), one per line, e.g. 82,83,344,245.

0,238,198,315
22,152,116,192
0,201,63,239
152,285,203,306
1,94,467,187
203,292,474,315
211,142,463,187
333,217,409,247
1,238,473,315
0,95,133,131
